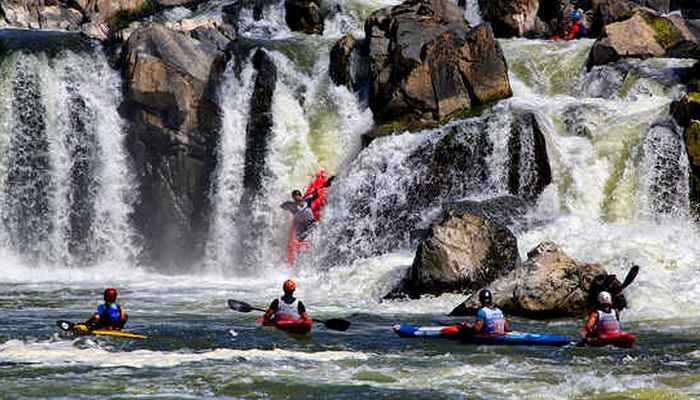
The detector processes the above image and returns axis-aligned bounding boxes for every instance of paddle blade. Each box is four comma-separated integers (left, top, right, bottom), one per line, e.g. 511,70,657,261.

622,265,639,289
56,320,74,331
228,299,254,313
322,318,350,331
323,176,335,188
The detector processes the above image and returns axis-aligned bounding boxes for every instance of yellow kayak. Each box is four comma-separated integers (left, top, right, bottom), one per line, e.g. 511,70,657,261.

57,320,147,340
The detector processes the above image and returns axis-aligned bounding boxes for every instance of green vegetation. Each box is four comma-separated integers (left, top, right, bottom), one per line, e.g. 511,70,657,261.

642,14,683,50
105,0,163,31
687,91,700,104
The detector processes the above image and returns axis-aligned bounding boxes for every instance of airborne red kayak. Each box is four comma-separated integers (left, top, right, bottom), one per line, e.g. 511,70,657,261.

586,331,636,348
256,316,313,335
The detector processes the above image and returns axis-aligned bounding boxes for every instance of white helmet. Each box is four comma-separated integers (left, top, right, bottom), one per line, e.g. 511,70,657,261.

597,291,612,305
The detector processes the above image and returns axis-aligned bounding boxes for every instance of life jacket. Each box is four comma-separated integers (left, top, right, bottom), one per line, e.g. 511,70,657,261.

594,310,620,334
303,171,328,221
478,306,506,335
276,297,300,320
96,303,124,328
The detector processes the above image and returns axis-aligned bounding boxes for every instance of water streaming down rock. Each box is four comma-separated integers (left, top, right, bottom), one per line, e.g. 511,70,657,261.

0,35,139,267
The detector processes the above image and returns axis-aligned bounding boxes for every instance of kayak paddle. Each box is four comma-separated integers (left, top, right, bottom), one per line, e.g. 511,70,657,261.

622,265,639,289
227,299,351,331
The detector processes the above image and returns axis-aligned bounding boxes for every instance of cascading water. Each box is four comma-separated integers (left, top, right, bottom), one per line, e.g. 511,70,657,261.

2,1,700,398
0,44,138,268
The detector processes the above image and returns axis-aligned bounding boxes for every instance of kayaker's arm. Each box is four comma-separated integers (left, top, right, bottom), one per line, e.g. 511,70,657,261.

582,312,598,337
280,201,298,213
264,299,279,322
504,318,511,333
297,300,310,321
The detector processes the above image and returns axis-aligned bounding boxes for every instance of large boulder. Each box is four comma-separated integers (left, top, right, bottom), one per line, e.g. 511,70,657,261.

122,24,226,269
482,0,541,37
285,0,323,34
365,0,512,127
0,0,83,30
588,10,700,67
387,209,520,299
451,241,608,318
329,33,366,90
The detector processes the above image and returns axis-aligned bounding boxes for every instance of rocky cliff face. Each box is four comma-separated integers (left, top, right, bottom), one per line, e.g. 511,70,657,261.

364,0,511,130
122,24,225,268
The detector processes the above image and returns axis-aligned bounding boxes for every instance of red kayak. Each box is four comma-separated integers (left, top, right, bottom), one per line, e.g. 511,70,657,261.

256,316,313,335
287,170,328,264
586,332,636,348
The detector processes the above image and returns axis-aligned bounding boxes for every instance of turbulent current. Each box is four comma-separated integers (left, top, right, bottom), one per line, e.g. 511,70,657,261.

1,1,700,399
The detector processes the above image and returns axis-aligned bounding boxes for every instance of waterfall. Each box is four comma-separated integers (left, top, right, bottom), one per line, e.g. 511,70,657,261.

0,45,138,268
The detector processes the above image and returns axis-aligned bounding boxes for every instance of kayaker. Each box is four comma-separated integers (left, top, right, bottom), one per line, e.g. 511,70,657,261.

85,288,128,330
264,279,311,322
582,291,622,340
563,9,586,40
460,289,509,336
281,189,319,242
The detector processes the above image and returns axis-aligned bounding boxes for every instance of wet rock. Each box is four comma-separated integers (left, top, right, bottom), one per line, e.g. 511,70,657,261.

387,209,520,299
285,0,323,34
80,22,110,41
671,92,700,128
588,10,700,67
366,0,511,127
687,121,700,215
451,241,607,318
483,0,541,37
122,24,226,269
329,33,364,89
588,0,639,35
0,1,83,30
507,112,552,202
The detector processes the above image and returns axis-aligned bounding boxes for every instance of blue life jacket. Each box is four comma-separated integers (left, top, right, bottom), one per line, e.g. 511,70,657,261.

476,306,506,335
96,303,124,327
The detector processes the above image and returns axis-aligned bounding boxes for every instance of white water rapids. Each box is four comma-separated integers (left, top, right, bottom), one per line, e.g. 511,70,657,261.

1,1,700,398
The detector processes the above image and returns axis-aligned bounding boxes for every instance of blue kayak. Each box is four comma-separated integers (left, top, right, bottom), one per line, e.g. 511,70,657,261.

393,324,572,347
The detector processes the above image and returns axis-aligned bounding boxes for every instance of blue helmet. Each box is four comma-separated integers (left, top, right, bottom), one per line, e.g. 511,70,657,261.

570,9,583,21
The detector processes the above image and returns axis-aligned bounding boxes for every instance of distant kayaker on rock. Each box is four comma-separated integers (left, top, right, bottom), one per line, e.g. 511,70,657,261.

460,289,510,336
83,288,128,331
551,9,587,41
264,279,311,323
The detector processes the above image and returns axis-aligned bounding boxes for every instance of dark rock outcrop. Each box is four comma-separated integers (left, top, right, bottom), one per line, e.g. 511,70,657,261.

0,0,83,30
387,209,520,299
365,0,511,127
507,112,552,202
285,0,323,34
329,33,366,90
588,10,700,67
482,0,541,37
450,241,608,318
672,92,700,216
122,24,225,269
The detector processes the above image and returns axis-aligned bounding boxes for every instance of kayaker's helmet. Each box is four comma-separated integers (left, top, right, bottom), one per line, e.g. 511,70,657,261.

291,190,303,201
570,9,583,21
597,291,612,306
283,279,296,294
478,289,493,306
104,288,117,303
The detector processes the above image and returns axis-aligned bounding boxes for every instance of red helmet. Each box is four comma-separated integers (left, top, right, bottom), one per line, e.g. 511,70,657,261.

104,288,117,303
283,279,296,294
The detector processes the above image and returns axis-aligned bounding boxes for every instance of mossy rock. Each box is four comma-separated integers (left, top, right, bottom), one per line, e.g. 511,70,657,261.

641,13,683,50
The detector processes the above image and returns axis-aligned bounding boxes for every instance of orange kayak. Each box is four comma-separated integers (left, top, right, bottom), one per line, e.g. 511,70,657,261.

256,316,313,334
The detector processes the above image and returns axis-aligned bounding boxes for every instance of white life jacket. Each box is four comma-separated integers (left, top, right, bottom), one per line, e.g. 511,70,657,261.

594,309,620,334
276,297,300,320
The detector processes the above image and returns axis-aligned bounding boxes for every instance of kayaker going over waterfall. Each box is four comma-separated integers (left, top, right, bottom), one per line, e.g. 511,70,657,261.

264,279,311,323
281,171,335,264
83,288,128,331
460,289,510,336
